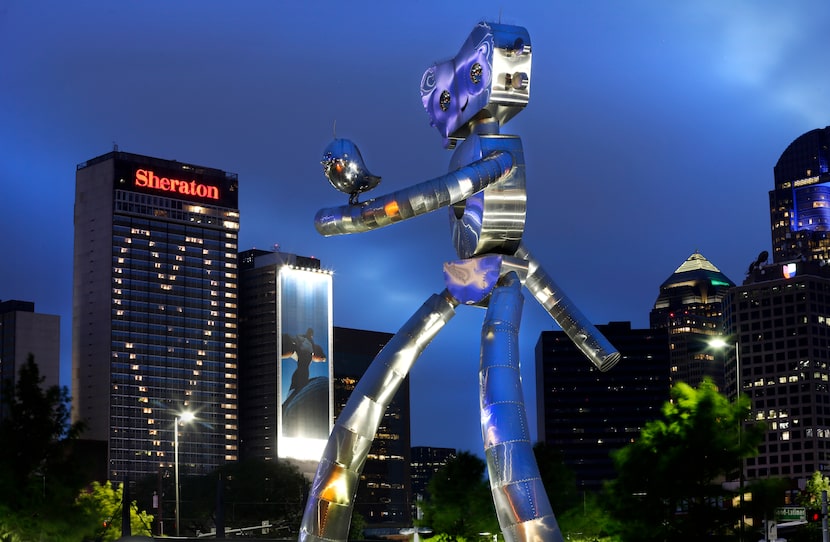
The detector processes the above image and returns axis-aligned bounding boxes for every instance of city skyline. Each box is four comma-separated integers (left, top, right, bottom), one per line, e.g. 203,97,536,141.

2,1,830,455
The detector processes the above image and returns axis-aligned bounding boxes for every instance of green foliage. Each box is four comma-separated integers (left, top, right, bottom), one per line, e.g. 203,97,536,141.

349,511,368,540
533,442,578,514
0,354,86,509
557,492,616,541
605,378,764,542
419,451,499,541
799,471,830,507
75,480,154,541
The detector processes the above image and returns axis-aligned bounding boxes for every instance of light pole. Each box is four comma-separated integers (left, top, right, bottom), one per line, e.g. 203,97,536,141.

710,337,744,541
174,411,195,537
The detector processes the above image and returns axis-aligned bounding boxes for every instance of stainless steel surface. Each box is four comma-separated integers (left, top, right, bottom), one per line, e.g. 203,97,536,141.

516,244,620,372
315,149,514,236
449,132,526,258
298,293,458,542
480,272,563,542
321,138,381,204
420,22,531,148
304,20,619,542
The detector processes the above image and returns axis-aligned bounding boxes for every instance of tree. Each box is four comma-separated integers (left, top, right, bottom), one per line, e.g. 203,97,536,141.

799,471,830,508
557,492,615,542
419,451,499,541
0,354,85,508
605,378,765,542
75,481,154,541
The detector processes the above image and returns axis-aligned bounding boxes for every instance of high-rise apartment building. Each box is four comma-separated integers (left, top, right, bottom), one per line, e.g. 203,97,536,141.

0,299,61,419
535,322,670,492
72,150,240,482
650,251,734,389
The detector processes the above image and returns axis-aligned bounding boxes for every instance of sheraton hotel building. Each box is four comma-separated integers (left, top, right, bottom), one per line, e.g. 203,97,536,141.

72,150,241,481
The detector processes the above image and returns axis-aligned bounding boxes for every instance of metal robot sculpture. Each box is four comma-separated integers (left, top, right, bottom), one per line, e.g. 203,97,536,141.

300,22,620,542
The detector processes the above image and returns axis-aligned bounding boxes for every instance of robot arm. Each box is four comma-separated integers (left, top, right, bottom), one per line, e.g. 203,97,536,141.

315,149,514,236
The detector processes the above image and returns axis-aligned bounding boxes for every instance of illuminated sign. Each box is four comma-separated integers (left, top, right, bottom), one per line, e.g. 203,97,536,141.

783,263,797,279
134,169,220,200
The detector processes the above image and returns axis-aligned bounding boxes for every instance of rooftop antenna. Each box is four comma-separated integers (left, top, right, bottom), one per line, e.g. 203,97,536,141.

113,141,119,152
332,120,337,139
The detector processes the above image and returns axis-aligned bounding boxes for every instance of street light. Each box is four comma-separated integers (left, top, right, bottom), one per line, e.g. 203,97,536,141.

710,337,744,542
174,411,195,537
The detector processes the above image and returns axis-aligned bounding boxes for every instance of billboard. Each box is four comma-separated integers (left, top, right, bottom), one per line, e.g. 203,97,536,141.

277,266,333,461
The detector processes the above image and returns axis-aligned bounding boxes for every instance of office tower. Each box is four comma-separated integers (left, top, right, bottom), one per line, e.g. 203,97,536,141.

333,326,412,531
0,299,60,419
650,251,735,389
72,150,240,483
410,446,456,499
535,322,670,492
238,248,331,464
769,126,830,264
724,126,830,482
726,263,830,479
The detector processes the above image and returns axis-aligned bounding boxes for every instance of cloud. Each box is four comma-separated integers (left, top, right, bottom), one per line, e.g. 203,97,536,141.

683,2,830,125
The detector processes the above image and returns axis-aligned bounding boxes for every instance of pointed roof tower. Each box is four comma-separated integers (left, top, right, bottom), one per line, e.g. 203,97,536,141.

652,251,735,316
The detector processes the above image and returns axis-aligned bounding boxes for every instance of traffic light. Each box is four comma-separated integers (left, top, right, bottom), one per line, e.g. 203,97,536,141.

807,509,822,523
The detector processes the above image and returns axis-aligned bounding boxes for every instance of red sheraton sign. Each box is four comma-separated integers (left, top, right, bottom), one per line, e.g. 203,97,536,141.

134,169,220,200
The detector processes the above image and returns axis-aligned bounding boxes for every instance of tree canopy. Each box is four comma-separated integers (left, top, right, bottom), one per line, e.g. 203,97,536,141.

605,378,765,542
0,354,85,508
419,451,499,541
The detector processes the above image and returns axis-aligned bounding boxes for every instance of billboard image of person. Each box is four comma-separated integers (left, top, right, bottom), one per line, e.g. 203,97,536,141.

277,267,333,461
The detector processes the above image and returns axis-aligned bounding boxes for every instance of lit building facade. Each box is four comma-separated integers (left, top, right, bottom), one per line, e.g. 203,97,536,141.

726,261,830,479
769,126,830,264
72,150,240,482
410,446,456,500
535,322,670,492
724,126,830,483
333,326,412,530
0,299,61,420
650,251,735,389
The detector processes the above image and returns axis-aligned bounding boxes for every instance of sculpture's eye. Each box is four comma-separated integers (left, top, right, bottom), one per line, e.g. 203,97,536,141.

439,90,451,112
470,63,482,85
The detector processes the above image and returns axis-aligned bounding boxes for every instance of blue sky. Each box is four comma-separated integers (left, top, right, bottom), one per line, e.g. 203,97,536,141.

2,1,830,455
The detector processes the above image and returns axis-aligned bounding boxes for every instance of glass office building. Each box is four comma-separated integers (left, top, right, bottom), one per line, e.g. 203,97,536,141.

650,251,734,390
770,126,830,264
72,150,240,482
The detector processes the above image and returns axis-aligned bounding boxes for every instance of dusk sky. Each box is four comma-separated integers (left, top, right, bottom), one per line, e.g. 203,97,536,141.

2,1,830,456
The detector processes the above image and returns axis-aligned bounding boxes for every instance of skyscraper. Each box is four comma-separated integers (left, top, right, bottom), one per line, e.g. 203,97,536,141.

650,251,735,389
333,326,412,531
725,126,830,482
535,322,670,492
0,299,60,420
769,126,830,264
72,150,240,482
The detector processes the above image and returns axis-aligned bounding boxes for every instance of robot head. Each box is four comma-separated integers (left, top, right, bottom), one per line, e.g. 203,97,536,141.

420,22,532,148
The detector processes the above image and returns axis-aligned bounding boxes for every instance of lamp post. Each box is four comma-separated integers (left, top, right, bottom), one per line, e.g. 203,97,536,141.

174,411,195,537
710,337,744,542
